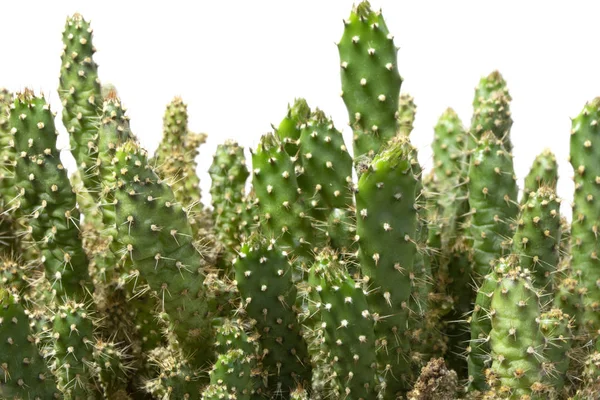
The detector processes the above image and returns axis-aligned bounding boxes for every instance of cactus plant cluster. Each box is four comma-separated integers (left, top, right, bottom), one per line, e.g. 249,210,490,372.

1,2,600,400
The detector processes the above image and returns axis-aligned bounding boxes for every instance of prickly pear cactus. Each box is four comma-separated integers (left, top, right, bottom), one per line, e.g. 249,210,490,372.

338,1,402,158
355,135,420,397
570,97,600,338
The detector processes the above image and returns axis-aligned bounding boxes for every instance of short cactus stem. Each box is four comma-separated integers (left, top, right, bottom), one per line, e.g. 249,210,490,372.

10,90,93,299
111,141,214,368
467,132,519,279
487,266,546,399
469,71,513,151
355,135,420,397
251,133,314,261
522,149,558,202
398,93,417,137
59,13,102,189
233,237,311,395
0,289,59,399
308,249,379,399
512,186,561,293
569,97,600,338
338,1,402,158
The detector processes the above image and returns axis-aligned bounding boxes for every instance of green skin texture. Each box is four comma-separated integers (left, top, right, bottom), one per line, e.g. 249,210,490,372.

251,133,314,261
0,289,59,399
326,207,357,255
233,239,311,396
397,93,416,137
202,349,255,400
512,187,561,292
51,300,98,399
355,137,419,398
153,98,205,212
469,71,513,152
276,98,311,157
467,133,519,279
488,270,544,399
1,89,16,214
538,309,572,394
308,249,379,399
10,91,92,300
59,14,102,190
338,1,402,158
93,341,130,399
298,109,353,211
523,149,558,201
111,141,213,369
208,140,249,263
569,97,600,337
433,108,467,182
467,264,501,392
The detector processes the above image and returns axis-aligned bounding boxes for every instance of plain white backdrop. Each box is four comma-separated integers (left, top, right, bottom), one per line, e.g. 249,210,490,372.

3,1,600,219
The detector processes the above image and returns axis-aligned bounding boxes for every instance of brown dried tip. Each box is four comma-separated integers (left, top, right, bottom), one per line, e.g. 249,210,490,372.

406,358,458,400
105,89,118,101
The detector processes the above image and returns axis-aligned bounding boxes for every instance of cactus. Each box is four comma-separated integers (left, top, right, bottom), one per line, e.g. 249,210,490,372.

50,300,99,398
467,132,519,279
111,141,214,368
470,71,513,151
208,140,250,264
59,13,102,189
538,308,573,395
487,267,546,399
10,90,93,300
569,97,600,338
5,4,600,399
338,1,402,158
250,133,314,261
467,260,503,392
398,93,417,137
512,187,561,293
308,249,379,399
153,97,206,216
523,149,558,201
355,135,420,397
233,237,311,396
276,98,311,157
0,289,59,399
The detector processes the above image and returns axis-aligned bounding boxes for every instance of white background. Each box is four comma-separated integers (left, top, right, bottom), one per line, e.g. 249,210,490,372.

3,1,600,219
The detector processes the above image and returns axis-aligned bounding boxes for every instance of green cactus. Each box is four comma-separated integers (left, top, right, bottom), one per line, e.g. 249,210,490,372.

355,135,420,397
0,289,59,399
538,308,573,395
512,187,561,293
338,1,402,158
467,260,503,392
398,93,417,137
297,109,353,211
487,267,546,399
276,98,311,157
233,237,311,396
50,300,100,398
250,133,314,261
467,132,519,279
111,141,213,368
10,90,92,300
59,13,102,188
470,71,513,152
208,140,250,264
569,97,600,338
202,349,256,400
153,97,206,216
308,249,379,399
523,149,558,201
433,108,467,182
